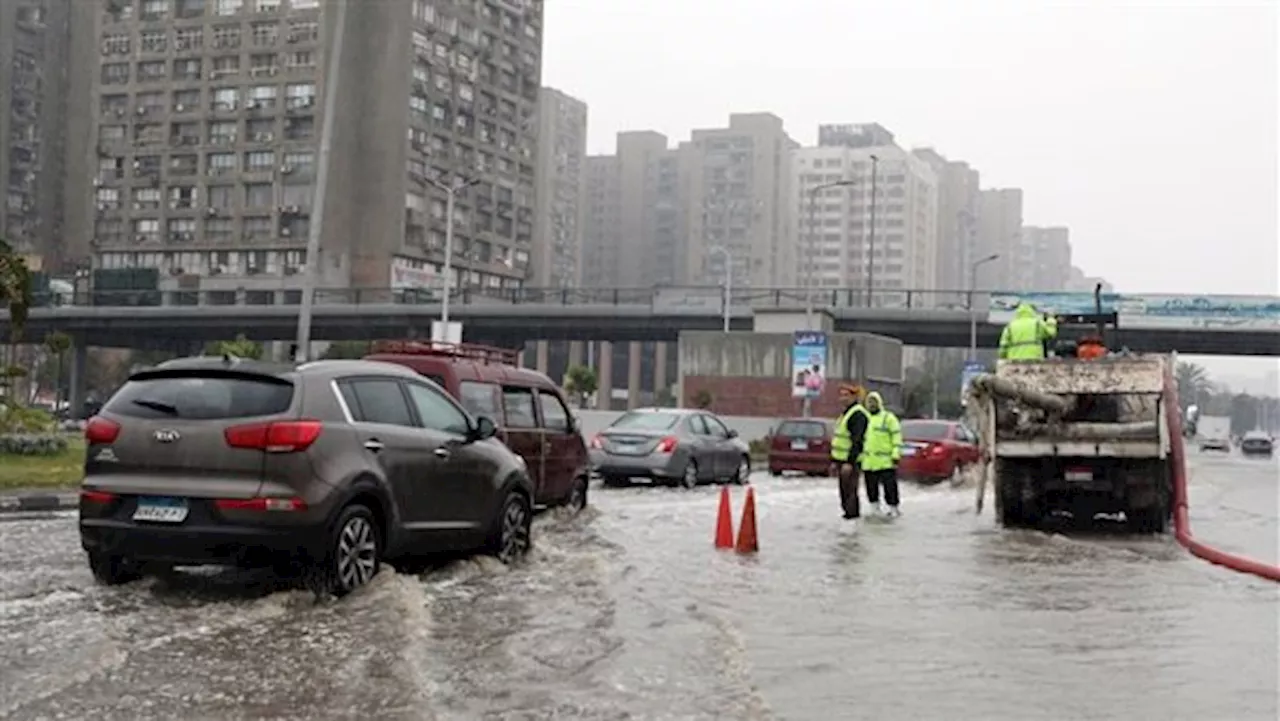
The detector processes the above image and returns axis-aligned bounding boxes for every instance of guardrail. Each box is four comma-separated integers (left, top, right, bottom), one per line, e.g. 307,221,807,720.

23,286,983,311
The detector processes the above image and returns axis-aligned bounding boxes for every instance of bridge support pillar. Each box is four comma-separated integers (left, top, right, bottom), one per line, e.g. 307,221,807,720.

597,341,613,410
567,341,583,369
534,340,549,374
627,342,642,410
653,342,668,401
68,343,87,420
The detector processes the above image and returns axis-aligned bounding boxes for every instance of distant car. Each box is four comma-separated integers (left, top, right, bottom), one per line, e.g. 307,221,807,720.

1240,431,1274,458
589,408,751,489
897,419,981,484
79,356,535,597
766,418,832,477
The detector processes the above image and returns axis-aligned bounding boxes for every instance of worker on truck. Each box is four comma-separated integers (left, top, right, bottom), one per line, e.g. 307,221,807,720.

861,391,903,517
999,302,1059,360
830,384,869,521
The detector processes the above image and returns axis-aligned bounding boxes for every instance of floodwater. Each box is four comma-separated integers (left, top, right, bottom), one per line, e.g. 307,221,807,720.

1,452,1276,720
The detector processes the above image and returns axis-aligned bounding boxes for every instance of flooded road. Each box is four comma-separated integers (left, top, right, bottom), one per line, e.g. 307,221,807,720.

2,452,1276,720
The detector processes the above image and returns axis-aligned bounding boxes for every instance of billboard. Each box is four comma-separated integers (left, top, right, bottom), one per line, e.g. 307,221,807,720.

959,361,986,407
988,292,1280,331
791,331,828,399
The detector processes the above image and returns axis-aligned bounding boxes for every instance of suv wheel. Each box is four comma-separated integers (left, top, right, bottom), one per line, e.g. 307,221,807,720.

732,455,751,485
87,552,141,586
681,459,699,489
566,476,589,513
491,492,532,563
313,504,381,598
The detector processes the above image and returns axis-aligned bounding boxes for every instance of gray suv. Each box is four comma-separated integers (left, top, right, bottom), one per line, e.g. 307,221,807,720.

79,356,535,596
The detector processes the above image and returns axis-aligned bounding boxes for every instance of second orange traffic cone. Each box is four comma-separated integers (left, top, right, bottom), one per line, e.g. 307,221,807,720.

714,486,735,549
735,487,759,554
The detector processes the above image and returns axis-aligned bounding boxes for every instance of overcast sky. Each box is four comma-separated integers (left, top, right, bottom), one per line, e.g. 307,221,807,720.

542,0,1279,391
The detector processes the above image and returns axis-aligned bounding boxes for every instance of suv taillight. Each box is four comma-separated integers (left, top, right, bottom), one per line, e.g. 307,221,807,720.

85,416,121,445
224,420,323,453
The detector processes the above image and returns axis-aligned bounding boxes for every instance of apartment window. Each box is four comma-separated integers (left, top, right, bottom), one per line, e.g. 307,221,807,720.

98,157,125,180
252,22,279,45
285,82,315,109
207,152,237,175
170,186,198,209
458,83,474,102
244,183,274,207
141,0,170,22
206,218,233,239
287,19,318,44
412,0,434,23
211,55,240,77
279,184,311,207
212,87,240,110
247,85,278,109
250,54,279,75
96,188,121,209
213,24,241,48
169,154,199,175
207,185,234,208
138,60,167,82
168,218,197,241
177,0,206,19
245,150,275,172
174,58,202,81
99,125,127,143
244,216,273,237
175,27,204,50
291,0,319,8
100,94,128,117
133,218,161,242
282,151,313,173
96,219,124,242
102,33,131,55
173,89,200,112
410,96,428,116
285,116,314,140
134,123,166,146
171,121,200,145
254,0,281,11
247,118,275,142
141,30,168,53
101,63,129,85
285,50,314,69
208,121,238,144
215,0,243,16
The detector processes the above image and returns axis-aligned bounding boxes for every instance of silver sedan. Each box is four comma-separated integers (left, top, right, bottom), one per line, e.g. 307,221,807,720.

588,408,752,489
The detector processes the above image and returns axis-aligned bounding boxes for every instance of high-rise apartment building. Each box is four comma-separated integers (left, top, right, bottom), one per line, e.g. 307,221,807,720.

680,113,796,288
0,0,72,270
65,0,544,301
975,188,1023,291
1066,265,1112,293
1018,225,1071,290
793,124,937,296
912,148,979,295
531,86,585,288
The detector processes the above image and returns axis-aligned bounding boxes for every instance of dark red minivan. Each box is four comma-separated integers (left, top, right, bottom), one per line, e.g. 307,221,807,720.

365,341,590,511
767,418,833,477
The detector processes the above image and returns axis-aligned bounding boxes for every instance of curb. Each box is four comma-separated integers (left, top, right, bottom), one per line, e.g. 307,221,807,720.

0,492,79,514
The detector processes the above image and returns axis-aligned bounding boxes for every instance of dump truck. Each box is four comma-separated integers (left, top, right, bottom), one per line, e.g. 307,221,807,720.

967,354,1175,533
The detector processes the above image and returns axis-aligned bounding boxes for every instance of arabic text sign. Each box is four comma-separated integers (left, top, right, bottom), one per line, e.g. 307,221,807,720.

791,331,828,399
987,293,1280,330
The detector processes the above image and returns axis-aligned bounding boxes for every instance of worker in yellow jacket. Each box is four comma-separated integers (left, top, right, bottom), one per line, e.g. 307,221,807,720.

830,384,869,521
999,302,1058,360
860,391,903,517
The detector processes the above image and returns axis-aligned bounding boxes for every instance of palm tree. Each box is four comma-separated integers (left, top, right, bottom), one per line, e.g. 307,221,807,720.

0,238,32,406
1175,361,1211,407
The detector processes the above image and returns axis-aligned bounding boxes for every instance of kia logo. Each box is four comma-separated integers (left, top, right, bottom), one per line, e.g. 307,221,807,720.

153,429,181,443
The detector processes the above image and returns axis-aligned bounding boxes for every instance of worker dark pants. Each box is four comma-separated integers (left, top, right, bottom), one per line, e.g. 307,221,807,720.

837,463,861,519
864,468,901,507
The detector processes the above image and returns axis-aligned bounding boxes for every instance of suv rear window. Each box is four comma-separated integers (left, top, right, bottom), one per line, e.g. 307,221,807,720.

777,420,827,438
104,372,294,420
610,412,680,431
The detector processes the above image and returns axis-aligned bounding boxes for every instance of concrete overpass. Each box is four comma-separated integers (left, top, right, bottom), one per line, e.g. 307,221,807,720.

2,286,1278,356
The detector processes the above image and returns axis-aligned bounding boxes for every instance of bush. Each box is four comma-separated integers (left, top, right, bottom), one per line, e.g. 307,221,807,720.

748,437,769,460
0,433,69,456
0,403,57,434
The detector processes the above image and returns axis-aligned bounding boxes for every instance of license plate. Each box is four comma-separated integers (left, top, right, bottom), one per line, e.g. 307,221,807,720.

790,440,808,450
133,496,189,523
1064,468,1093,482
901,446,917,457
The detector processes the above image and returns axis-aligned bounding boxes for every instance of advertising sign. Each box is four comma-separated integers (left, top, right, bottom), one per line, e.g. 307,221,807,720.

959,361,986,407
389,258,438,290
791,331,828,399
987,292,1280,331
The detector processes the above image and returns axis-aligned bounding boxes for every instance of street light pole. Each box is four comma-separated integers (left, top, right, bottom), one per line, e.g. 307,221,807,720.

865,154,878,307
708,245,731,333
968,253,1000,361
429,176,479,339
293,0,347,362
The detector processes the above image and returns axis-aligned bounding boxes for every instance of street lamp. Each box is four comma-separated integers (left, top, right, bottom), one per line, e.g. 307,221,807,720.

430,176,481,338
707,244,732,333
293,0,347,362
865,154,878,307
804,179,856,327
968,253,1000,361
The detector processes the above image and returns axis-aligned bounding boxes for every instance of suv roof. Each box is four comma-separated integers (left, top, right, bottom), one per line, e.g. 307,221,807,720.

149,355,424,382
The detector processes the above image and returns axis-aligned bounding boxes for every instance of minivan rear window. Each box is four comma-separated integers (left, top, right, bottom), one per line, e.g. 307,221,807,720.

610,412,680,431
777,420,827,438
104,372,294,420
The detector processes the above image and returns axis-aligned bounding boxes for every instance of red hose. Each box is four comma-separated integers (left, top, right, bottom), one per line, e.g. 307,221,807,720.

1164,367,1280,583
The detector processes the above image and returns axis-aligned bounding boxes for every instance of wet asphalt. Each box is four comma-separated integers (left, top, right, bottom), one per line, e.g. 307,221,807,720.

0,451,1276,721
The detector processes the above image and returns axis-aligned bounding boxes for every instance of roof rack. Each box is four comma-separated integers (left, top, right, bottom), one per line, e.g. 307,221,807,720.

369,339,520,366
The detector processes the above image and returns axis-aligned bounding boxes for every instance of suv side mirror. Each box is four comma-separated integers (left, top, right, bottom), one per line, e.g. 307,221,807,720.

472,415,498,441
727,428,738,439
570,415,581,434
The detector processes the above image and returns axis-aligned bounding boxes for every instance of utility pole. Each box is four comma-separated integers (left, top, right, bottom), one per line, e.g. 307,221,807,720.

801,178,855,418
293,0,347,362
708,245,732,333
865,154,878,308
430,176,480,339
968,254,1000,361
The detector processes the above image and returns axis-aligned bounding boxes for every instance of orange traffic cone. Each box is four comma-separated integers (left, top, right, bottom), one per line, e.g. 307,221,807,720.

715,486,735,549
735,487,759,554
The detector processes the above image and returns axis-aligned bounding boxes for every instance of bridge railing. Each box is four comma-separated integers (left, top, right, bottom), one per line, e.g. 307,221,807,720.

25,286,984,311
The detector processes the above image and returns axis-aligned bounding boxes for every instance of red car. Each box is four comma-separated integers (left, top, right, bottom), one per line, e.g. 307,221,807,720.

898,419,981,483
767,418,833,476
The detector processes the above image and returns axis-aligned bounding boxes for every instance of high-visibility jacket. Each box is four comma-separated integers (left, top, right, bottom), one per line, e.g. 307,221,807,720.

859,393,903,472
831,404,868,462
999,302,1058,360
